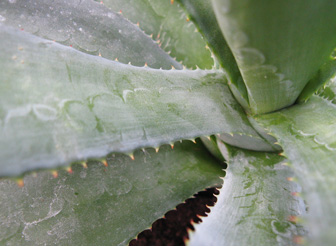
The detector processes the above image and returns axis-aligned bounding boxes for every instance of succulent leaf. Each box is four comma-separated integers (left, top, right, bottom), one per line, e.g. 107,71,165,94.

0,0,181,69
256,95,336,245
298,50,336,103
100,0,214,69
0,25,260,176
177,0,249,110
0,141,224,245
188,143,306,246
212,0,336,114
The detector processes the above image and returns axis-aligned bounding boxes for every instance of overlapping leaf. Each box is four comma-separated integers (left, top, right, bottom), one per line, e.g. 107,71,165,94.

100,0,213,69
188,143,306,246
256,95,336,245
0,141,224,245
0,0,181,69
212,0,336,114
0,25,264,176
177,0,249,109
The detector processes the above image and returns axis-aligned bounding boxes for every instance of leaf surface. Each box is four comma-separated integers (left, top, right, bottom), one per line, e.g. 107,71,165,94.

100,0,214,69
0,0,181,69
177,0,249,109
0,141,224,245
188,143,306,246
256,95,336,245
212,0,336,114
0,25,258,176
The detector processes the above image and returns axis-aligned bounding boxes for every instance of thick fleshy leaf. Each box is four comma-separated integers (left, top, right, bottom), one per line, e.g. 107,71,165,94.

256,95,336,245
0,25,260,176
0,0,181,69
100,0,213,69
212,0,336,114
317,76,336,103
188,143,306,246
298,51,336,102
0,141,224,245
177,0,249,110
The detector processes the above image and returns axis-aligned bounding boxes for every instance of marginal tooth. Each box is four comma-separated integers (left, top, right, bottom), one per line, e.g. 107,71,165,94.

16,178,24,188
288,215,300,223
115,58,119,62
293,236,305,245
144,62,148,67
171,65,176,70
206,136,211,141
291,192,300,197
81,161,88,169
170,143,174,149
170,0,174,4
136,22,140,27
190,139,196,144
155,147,159,153
128,153,135,160
66,167,73,174
119,10,122,14
287,177,295,182
52,171,58,178
102,160,108,167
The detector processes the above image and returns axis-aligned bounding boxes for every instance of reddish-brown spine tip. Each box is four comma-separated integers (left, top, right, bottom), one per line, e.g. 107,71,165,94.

66,167,73,174
52,171,58,178
293,236,305,245
16,179,24,187
102,160,108,167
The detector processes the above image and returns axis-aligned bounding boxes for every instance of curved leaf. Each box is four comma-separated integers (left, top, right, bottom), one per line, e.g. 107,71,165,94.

298,51,336,102
317,76,336,104
0,141,224,245
100,0,213,69
256,95,336,245
0,0,181,69
188,143,306,246
177,0,249,110
212,0,336,114
0,25,257,176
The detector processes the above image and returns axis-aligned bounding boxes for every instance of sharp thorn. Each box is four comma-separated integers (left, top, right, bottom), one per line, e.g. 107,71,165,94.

102,160,108,167
16,178,24,188
52,171,58,178
81,161,88,169
128,153,135,160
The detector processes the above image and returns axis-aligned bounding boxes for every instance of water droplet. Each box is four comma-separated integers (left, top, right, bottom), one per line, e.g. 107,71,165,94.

0,15,6,22
78,27,83,32
8,0,16,3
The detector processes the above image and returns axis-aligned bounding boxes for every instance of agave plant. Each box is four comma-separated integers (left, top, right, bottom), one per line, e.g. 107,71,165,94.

1,0,336,245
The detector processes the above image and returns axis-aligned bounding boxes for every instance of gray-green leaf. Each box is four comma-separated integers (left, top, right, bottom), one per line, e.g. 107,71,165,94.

0,141,224,245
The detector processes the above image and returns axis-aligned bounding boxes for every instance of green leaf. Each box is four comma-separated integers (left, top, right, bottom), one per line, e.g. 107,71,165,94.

256,95,336,245
177,0,249,110
0,25,259,176
0,0,182,69
317,76,336,104
298,50,336,102
188,143,306,246
212,0,336,114
0,141,224,245
100,0,214,69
